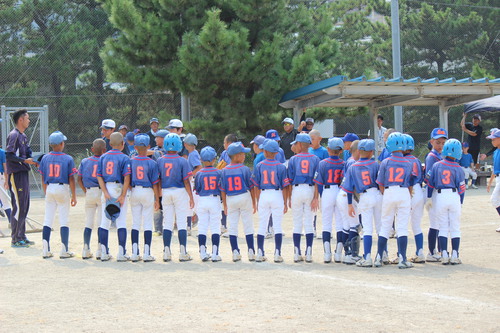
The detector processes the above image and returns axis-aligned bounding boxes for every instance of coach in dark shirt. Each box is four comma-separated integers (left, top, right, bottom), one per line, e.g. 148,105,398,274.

147,117,159,148
461,113,483,168
280,117,298,161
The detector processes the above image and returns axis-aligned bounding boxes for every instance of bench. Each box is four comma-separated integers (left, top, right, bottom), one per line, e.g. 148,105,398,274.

475,170,491,187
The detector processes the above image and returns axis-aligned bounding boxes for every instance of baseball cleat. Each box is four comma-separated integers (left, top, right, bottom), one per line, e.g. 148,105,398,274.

324,252,332,263
248,249,256,262
374,254,383,268
255,254,267,262
0,249,3,254
274,254,284,263
222,231,229,238
426,251,442,262
305,247,313,263
201,253,211,262
24,239,35,245
143,254,156,262
389,257,399,265
82,248,93,259
179,253,193,262
130,254,142,262
265,232,273,239
163,247,172,262
100,253,112,261
441,251,450,265
343,255,357,265
334,243,343,263
450,257,462,265
496,226,500,232
12,241,29,248
60,250,75,259
42,251,54,259
382,251,390,265
398,260,414,269
471,184,478,189
356,254,373,267
95,248,101,260
117,253,131,262
410,254,426,263
293,253,304,263
211,255,222,262
232,250,242,262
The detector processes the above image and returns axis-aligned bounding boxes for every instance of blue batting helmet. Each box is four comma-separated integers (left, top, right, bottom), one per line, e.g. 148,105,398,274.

163,133,182,152
442,138,462,160
386,132,406,153
402,134,415,151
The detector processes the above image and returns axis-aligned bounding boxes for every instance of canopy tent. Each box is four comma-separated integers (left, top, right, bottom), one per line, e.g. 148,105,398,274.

464,95,500,114
279,75,500,154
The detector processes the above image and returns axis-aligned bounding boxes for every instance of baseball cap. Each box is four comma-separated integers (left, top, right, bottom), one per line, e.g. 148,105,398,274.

118,124,128,131
328,137,344,150
265,129,281,141
291,133,311,145
486,129,500,139
100,119,116,129
250,135,265,146
358,139,375,151
305,117,314,124
150,117,159,124
184,133,198,146
342,133,359,142
282,117,294,125
462,142,469,148
431,128,448,139
155,129,169,138
200,146,217,162
490,128,499,134
227,142,251,156
134,134,150,147
105,198,121,222
133,129,141,134
262,139,280,153
48,131,67,145
125,132,135,141
472,114,481,121
166,118,183,130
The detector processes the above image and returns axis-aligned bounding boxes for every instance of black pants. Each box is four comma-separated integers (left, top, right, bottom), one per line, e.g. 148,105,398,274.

469,148,480,164
8,171,30,243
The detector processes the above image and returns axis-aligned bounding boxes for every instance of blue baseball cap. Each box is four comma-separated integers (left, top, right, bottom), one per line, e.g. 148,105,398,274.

134,134,150,147
184,133,198,146
462,142,469,148
266,129,281,141
125,132,135,141
155,130,169,138
291,133,311,145
105,198,121,222
342,133,359,142
227,142,251,156
250,135,265,146
49,131,67,145
486,129,500,139
431,128,448,139
262,139,280,153
358,139,375,151
327,137,344,150
200,146,217,162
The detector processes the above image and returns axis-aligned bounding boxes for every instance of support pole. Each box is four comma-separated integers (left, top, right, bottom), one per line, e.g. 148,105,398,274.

181,94,190,122
369,106,380,158
293,106,300,129
391,0,403,132
438,103,449,132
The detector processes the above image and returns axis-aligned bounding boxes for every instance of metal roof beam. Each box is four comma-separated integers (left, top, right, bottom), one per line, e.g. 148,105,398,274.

443,94,493,107
421,86,492,95
296,94,343,109
371,95,421,108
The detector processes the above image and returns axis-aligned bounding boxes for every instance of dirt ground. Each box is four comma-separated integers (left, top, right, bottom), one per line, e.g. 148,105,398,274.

1,187,499,332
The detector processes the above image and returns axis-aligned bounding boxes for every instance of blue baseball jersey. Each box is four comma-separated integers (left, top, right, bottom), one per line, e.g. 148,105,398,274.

458,153,473,168
38,152,77,184
251,159,290,190
376,152,415,188
0,148,5,173
277,147,286,163
343,157,357,173
218,150,231,164
151,147,166,161
313,156,345,187
130,156,160,187
405,154,423,185
428,158,466,194
157,153,192,188
97,149,131,183
343,150,352,161
220,163,254,196
309,146,329,161
253,152,265,170
287,152,320,185
194,167,222,196
78,155,100,188
341,158,379,193
378,148,391,162
187,149,201,172
424,149,442,183
494,149,500,175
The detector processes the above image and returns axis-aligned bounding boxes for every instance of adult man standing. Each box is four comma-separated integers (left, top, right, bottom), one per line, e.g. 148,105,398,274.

166,118,188,157
376,115,387,155
461,113,483,169
101,119,130,155
298,117,315,133
6,109,38,247
280,117,298,161
147,117,159,148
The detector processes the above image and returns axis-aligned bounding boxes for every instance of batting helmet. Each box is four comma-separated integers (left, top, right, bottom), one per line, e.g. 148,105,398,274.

442,138,462,160
386,132,406,153
402,134,415,151
163,133,182,152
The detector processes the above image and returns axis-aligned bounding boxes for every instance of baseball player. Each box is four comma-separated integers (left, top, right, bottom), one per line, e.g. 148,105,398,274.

184,133,201,234
129,134,160,262
459,142,478,189
427,139,465,265
288,133,320,263
77,138,106,259
424,128,448,262
217,134,238,236
252,140,290,263
341,139,382,267
251,135,266,170
194,146,222,262
342,133,360,161
313,137,345,263
377,128,396,162
265,129,286,163
220,142,257,262
308,130,329,160
374,132,415,269
149,129,168,236
38,131,77,259
402,134,426,264
97,132,131,262
157,133,195,262
486,129,500,232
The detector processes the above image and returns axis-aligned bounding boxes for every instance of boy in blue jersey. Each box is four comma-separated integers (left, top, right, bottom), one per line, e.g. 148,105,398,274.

265,129,286,163
184,133,201,235
288,133,320,263
342,133,360,161
77,138,106,259
342,139,382,267
39,131,77,259
251,135,266,169
220,142,257,262
427,139,465,265
486,130,500,232
158,133,195,262
97,132,131,261
375,133,416,269
459,142,478,189
217,134,238,236
313,137,344,263
129,134,160,262
194,146,223,262
308,130,329,160
252,140,290,263
149,129,168,236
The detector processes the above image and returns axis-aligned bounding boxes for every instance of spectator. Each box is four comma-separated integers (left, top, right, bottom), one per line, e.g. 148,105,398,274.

299,117,315,133
147,118,159,148
280,117,298,163
377,115,387,154
118,124,128,138
461,113,483,168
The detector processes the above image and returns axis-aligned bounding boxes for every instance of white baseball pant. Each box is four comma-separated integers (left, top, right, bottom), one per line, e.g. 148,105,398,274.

321,185,342,233
491,176,500,208
84,187,102,228
336,188,358,231
188,178,199,216
227,191,254,236
130,186,154,231
435,189,461,238
462,167,477,182
43,183,70,228
197,195,222,235
357,188,382,237
426,190,439,229
258,189,284,235
100,182,128,230
292,184,315,234
410,183,425,235
379,186,411,239
162,187,190,231
0,174,12,210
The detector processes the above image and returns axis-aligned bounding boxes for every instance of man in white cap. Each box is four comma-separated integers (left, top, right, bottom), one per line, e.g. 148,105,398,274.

147,117,160,148
100,119,130,155
166,118,188,157
280,117,298,163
